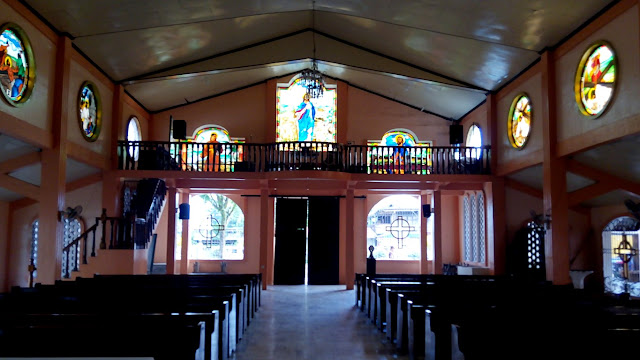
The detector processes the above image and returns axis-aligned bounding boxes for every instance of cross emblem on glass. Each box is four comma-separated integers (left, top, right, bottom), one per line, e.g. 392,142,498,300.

386,216,415,249
197,214,225,249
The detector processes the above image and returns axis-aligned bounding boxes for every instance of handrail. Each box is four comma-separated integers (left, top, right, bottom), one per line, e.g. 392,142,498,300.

117,140,491,175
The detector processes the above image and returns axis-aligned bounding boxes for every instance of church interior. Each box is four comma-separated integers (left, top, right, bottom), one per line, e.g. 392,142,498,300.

0,0,639,359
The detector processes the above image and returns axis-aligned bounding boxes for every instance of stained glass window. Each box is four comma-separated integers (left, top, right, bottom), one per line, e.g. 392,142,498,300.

466,124,482,159
170,125,245,172
575,42,616,117
78,81,101,141
127,116,141,160
188,194,244,260
276,76,337,142
508,94,531,149
366,195,421,261
0,23,35,106
367,129,432,174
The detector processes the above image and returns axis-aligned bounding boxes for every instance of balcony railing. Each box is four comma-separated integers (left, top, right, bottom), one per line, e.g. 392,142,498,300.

117,141,491,175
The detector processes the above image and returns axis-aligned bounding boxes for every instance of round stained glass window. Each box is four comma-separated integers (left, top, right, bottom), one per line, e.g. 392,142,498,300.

575,42,616,117
507,94,531,149
78,81,101,141
0,23,36,106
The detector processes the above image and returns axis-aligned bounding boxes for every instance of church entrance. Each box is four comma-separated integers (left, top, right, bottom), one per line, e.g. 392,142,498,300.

273,197,340,285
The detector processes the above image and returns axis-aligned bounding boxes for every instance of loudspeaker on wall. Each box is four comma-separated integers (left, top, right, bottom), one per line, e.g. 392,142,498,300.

178,203,190,220
422,204,431,218
173,120,187,140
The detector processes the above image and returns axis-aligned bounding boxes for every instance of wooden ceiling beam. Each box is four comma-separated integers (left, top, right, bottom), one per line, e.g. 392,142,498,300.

568,182,616,207
0,152,41,174
504,178,543,199
0,174,40,200
566,159,640,196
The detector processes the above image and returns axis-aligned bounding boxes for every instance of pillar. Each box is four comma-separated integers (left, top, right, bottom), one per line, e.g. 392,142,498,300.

38,35,71,284
433,190,443,274
541,51,571,285
166,186,177,274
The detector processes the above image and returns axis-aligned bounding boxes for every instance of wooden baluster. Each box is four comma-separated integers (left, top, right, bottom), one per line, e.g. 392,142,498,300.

99,209,108,249
109,218,115,249
92,219,98,256
82,233,88,264
64,248,70,278
74,241,80,271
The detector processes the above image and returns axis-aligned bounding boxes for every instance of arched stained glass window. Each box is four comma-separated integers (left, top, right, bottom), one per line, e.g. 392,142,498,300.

366,195,421,261
127,116,141,160
276,76,337,142
189,194,244,260
508,94,531,149
575,42,616,117
0,23,35,106
78,81,102,142
466,124,482,159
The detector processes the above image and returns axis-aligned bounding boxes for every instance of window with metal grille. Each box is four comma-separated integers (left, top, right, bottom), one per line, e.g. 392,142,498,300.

31,220,38,278
61,218,82,278
463,191,486,264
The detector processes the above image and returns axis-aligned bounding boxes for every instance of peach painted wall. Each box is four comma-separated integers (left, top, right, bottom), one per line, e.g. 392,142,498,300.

66,59,113,155
460,103,489,146
152,84,268,142
496,72,543,169
568,209,591,270
7,182,103,288
353,196,367,275
441,194,460,266
0,1,56,132
505,187,543,245
346,87,450,146
153,201,169,264
0,201,9,291
9,203,38,287
555,5,640,145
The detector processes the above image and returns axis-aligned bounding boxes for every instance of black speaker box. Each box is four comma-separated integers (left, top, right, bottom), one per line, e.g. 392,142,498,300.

422,204,431,218
173,120,187,140
178,203,190,220
450,124,463,145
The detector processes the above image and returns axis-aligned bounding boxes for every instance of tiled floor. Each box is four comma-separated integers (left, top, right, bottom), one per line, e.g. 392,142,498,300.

233,285,408,360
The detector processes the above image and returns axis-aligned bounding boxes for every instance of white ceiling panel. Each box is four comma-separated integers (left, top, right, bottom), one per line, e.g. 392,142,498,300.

507,165,543,190
316,0,612,51
322,63,485,119
566,172,596,193
314,11,540,90
0,134,39,163
73,11,312,80
25,0,312,36
581,190,640,207
572,134,640,184
0,187,24,202
126,62,311,111
9,163,41,186
66,158,100,183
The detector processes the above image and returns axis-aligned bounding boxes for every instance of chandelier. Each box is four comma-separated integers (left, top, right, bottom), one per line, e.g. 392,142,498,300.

301,0,324,99
301,61,324,99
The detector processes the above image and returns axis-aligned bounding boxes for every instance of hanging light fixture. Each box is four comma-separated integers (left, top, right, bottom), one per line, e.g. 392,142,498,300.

301,0,324,99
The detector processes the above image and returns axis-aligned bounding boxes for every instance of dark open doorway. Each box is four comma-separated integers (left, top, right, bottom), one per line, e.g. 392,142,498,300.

273,197,340,285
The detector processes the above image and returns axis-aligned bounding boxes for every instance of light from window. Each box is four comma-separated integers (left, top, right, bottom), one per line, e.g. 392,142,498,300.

188,194,244,260
127,116,141,160
367,195,421,260
463,192,486,264
466,124,482,160
61,218,82,278
31,220,38,278
575,42,616,117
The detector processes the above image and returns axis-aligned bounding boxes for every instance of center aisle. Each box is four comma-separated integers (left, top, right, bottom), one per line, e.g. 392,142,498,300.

233,285,409,360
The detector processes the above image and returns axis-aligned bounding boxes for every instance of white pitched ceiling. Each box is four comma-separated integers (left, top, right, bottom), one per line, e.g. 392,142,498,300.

24,0,614,115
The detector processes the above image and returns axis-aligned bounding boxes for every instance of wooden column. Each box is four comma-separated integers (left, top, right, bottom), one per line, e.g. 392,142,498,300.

345,188,355,289
433,190,443,274
259,185,269,290
101,84,125,216
420,191,430,274
485,179,506,274
166,186,177,274
38,36,71,284
541,51,571,285
179,191,190,274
